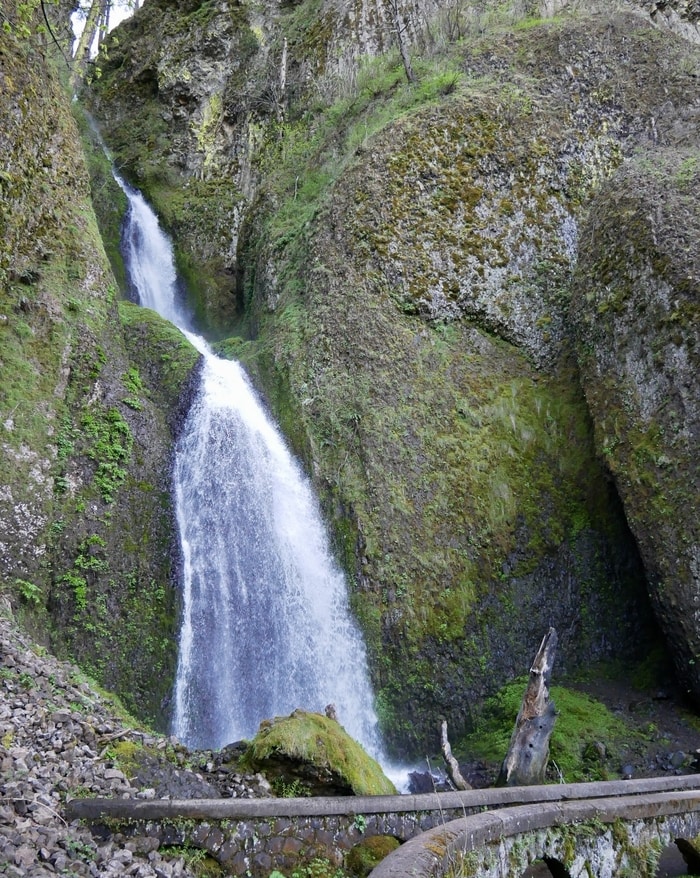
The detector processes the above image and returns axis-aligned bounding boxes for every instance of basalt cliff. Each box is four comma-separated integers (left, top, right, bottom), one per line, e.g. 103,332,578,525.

1,0,699,757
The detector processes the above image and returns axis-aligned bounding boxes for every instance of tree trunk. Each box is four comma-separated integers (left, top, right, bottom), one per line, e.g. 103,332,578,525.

497,628,558,787
386,0,417,83
70,0,109,91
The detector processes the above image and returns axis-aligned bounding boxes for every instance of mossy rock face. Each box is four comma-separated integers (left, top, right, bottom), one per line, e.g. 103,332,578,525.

346,836,401,877
244,709,397,796
85,0,699,755
572,149,700,705
0,6,200,729
240,11,697,753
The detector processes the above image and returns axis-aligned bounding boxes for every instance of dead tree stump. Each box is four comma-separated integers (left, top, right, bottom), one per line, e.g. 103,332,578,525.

497,628,558,787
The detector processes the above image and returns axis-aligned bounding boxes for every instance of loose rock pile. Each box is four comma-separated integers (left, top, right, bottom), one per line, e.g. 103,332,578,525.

0,609,269,877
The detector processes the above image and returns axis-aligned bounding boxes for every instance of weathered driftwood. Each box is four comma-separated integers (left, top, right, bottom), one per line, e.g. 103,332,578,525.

440,720,471,791
497,628,558,787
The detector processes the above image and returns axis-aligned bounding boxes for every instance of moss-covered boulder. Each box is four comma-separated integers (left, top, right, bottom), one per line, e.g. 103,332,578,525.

572,149,700,705
244,709,397,796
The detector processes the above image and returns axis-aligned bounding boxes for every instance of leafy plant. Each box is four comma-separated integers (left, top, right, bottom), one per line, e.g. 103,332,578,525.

122,366,145,410
272,777,312,798
59,570,88,611
353,814,367,833
83,407,133,502
14,578,42,605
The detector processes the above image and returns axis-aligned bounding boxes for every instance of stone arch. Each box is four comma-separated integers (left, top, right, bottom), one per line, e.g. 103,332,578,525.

520,857,573,878
654,837,700,877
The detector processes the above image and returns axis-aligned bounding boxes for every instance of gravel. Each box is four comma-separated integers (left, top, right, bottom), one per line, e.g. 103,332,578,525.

0,608,269,876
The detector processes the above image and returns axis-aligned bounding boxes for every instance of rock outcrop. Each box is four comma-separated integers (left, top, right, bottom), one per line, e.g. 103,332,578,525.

0,0,199,726
572,149,700,703
87,0,700,753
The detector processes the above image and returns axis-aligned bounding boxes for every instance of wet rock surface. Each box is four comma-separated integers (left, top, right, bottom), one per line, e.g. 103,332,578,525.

0,609,269,877
87,0,700,755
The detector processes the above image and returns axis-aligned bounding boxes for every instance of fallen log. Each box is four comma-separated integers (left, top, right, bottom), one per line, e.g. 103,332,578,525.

497,628,558,787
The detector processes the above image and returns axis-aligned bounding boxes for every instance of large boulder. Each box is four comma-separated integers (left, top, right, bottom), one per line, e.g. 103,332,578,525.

572,149,700,703
243,709,397,796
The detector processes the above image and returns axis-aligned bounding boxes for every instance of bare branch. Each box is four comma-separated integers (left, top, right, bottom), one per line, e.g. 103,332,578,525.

440,720,471,790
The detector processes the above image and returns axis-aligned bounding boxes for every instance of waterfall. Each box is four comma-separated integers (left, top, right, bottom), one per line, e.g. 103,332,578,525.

117,176,384,758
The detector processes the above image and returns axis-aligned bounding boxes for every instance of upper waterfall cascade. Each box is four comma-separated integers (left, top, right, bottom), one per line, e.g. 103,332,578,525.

118,177,384,758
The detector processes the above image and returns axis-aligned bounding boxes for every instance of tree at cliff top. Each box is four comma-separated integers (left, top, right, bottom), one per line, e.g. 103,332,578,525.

70,0,137,89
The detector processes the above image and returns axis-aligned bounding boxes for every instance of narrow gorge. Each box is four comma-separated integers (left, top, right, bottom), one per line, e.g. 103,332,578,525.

1,0,699,854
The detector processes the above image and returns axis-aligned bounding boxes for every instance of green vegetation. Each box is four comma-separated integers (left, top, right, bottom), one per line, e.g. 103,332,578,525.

269,859,352,878
460,677,645,782
14,578,42,606
83,407,134,503
243,709,397,796
346,837,401,878
271,777,312,798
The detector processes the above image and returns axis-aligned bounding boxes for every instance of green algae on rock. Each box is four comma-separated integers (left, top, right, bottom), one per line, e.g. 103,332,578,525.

244,709,397,796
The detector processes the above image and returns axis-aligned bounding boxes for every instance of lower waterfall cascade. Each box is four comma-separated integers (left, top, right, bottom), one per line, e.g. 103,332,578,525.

118,177,385,760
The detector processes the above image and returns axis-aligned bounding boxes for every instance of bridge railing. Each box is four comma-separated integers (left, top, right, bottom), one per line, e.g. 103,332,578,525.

369,787,700,878
66,774,700,877
66,772,700,822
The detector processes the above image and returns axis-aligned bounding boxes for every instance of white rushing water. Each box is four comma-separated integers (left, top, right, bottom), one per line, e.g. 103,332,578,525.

117,176,384,758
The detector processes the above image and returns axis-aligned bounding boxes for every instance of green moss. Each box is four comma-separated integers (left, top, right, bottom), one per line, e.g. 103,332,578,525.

460,678,645,782
346,836,401,877
243,709,397,796
118,301,200,404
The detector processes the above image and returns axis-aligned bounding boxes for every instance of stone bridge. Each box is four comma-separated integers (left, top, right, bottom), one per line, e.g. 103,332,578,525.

67,775,700,877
